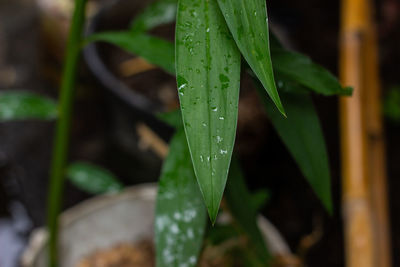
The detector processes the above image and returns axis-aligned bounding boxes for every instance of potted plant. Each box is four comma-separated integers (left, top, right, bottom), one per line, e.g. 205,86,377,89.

0,0,351,266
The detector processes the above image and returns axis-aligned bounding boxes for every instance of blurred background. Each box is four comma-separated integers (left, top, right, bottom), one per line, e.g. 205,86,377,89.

0,0,399,266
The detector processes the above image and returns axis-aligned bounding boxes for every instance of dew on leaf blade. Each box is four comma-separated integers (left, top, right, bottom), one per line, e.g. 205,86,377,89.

177,0,241,223
170,224,179,234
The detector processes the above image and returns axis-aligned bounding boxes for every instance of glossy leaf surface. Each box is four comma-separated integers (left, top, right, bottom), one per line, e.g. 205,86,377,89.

88,32,175,74
66,162,123,194
257,82,333,212
271,48,351,96
155,130,207,267
176,0,241,222
130,0,177,33
218,0,284,115
0,91,57,121
225,159,270,263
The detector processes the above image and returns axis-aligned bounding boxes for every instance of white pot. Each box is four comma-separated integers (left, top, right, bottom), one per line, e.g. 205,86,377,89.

21,184,292,267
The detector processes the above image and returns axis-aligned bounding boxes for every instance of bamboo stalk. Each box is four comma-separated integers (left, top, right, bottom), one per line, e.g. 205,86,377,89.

339,0,374,266
340,0,391,266
363,2,392,267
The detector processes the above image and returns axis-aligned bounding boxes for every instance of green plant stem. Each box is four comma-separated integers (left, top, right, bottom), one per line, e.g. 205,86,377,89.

46,0,87,266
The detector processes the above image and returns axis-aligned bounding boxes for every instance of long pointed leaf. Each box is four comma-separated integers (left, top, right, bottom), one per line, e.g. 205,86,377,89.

256,82,333,212
0,91,57,121
269,32,351,96
217,0,285,116
155,129,207,267
176,0,241,222
130,0,177,33
87,32,175,74
272,48,351,96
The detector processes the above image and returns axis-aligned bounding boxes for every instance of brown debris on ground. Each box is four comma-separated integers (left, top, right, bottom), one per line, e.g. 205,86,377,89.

76,240,155,267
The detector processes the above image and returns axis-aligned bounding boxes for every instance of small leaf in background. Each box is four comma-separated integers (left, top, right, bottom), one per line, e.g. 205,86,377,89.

87,32,175,74
225,158,270,263
66,162,123,194
271,48,350,96
274,74,310,95
155,130,207,267
384,86,400,123
256,81,333,213
130,0,177,33
0,91,57,121
176,0,241,222
218,0,285,116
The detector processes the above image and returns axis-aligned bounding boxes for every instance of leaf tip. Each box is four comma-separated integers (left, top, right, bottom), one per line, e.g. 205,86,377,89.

209,211,218,225
207,204,220,225
270,93,286,118
277,104,287,118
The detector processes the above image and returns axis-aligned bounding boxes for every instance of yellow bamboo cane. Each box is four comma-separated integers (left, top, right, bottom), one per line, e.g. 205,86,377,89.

339,0,391,266
363,1,392,267
339,0,373,266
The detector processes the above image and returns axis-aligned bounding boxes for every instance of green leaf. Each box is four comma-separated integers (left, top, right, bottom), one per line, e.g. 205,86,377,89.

271,48,350,96
256,81,333,213
66,162,123,194
87,32,175,74
176,0,241,223
0,91,57,121
225,158,270,263
130,0,177,33
155,130,207,267
217,0,285,116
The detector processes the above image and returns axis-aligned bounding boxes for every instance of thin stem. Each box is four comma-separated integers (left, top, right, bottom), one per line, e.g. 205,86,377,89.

46,0,87,266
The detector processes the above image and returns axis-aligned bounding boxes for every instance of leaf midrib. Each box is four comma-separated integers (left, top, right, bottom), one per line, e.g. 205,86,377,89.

204,0,215,216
